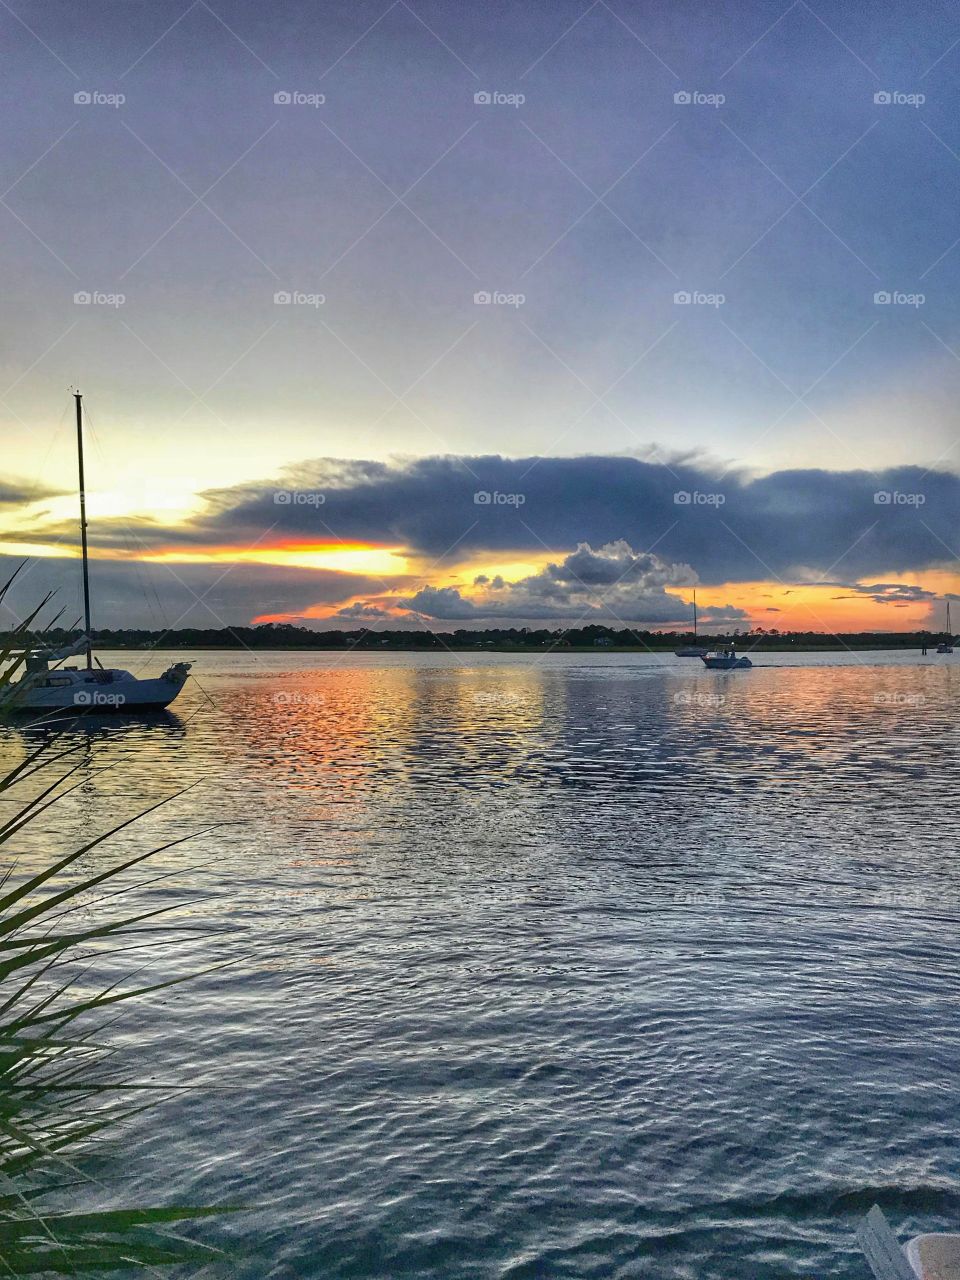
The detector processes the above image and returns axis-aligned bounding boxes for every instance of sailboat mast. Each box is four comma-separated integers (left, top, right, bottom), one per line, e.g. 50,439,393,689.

74,391,92,669
693,588,697,640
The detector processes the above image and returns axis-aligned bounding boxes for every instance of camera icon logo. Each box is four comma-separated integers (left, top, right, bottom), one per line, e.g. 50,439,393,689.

673,290,691,304
74,91,91,105
873,490,892,504
474,91,492,105
473,490,492,505
673,91,692,104
874,91,892,104
273,490,292,504
473,290,491,304
74,291,91,304
274,290,292,304
673,490,692,505
873,291,891,304
73,690,91,705
274,91,292,104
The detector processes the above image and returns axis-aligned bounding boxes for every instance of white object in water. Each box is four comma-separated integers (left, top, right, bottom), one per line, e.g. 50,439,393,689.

858,1205,960,1280
905,1233,960,1280
2,647,191,713
700,647,752,670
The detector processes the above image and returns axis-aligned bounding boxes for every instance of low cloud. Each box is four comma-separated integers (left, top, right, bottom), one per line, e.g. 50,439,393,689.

829,581,938,604
334,603,393,619
397,541,747,626
0,476,66,506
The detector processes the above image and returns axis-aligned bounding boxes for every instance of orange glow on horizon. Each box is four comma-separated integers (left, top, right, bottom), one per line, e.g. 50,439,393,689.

681,570,960,633
3,528,957,633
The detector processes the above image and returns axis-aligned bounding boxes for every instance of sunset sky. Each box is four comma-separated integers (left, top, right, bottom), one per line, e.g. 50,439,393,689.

1,0,959,633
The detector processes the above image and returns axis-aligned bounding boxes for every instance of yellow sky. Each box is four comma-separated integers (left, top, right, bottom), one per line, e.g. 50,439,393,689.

5,499,957,633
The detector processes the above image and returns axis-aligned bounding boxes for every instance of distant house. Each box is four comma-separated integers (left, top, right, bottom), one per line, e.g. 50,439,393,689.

593,636,613,646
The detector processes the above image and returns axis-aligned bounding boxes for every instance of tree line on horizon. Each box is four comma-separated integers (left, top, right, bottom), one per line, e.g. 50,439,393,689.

0,622,946,650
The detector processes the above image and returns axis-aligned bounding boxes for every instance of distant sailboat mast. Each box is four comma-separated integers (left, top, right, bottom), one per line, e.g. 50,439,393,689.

936,597,954,653
674,588,706,656
74,391,93,670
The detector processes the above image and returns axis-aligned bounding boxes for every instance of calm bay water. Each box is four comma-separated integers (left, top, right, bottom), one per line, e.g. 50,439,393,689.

3,649,959,1278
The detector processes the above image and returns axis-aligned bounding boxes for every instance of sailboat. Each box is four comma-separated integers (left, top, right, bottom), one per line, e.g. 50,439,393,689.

936,600,954,654
0,392,192,714
675,588,708,657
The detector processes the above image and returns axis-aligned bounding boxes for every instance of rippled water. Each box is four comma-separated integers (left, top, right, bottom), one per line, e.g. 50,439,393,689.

3,649,959,1278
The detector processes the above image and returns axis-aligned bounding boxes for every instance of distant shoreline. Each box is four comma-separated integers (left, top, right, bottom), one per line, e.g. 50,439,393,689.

5,626,947,657
85,642,932,654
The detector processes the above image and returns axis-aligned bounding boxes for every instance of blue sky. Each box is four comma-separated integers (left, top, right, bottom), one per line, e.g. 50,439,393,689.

1,0,959,630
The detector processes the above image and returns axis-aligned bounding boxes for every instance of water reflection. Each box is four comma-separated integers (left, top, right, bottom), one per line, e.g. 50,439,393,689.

1,651,959,1279
10,707,184,743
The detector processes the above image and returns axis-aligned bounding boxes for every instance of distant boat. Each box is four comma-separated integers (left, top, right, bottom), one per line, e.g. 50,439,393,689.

675,588,708,657
701,646,752,670
0,392,192,714
936,599,954,654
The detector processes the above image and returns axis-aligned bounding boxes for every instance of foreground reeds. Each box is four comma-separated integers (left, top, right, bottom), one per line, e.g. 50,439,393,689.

0,742,229,1274
0,573,228,1273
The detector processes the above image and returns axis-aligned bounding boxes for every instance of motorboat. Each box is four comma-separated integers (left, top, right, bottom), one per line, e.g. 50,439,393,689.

700,646,752,670
0,392,191,714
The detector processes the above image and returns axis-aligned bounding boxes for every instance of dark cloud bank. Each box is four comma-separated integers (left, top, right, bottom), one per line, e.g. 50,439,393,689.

189,454,960,584
3,454,956,628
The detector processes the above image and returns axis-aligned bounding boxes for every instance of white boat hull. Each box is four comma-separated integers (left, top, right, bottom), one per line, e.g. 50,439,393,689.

1,664,191,714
